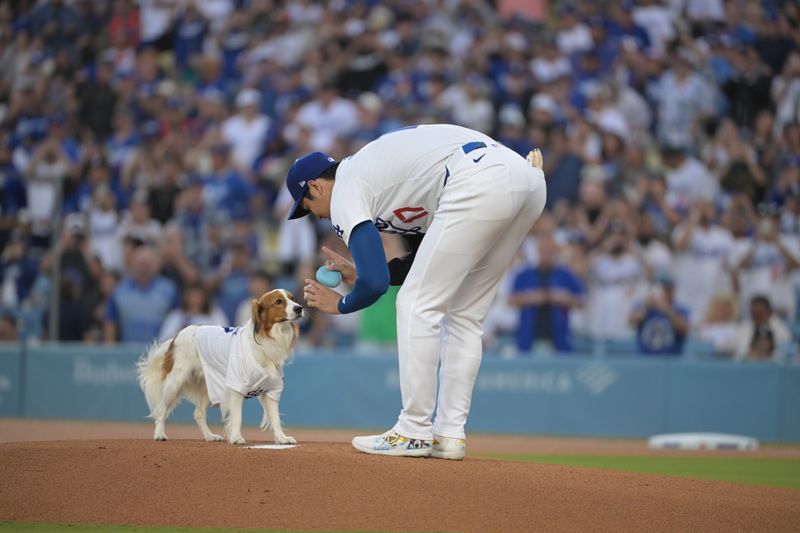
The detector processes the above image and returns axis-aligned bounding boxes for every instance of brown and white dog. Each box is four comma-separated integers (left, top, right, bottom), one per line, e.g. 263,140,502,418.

137,289,303,445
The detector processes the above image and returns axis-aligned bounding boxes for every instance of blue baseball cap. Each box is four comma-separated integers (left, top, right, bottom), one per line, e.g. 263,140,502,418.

286,151,337,220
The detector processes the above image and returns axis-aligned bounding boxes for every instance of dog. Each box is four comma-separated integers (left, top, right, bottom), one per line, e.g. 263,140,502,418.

137,289,303,445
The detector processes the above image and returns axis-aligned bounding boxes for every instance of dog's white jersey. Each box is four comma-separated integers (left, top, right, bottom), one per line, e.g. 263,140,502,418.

195,325,284,405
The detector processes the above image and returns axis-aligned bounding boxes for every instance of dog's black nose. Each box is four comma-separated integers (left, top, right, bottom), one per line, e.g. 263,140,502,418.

294,305,303,314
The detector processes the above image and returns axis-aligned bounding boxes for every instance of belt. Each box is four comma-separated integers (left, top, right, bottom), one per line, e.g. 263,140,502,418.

444,141,488,187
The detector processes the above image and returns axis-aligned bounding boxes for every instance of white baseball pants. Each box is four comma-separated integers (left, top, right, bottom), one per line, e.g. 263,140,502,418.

392,145,546,440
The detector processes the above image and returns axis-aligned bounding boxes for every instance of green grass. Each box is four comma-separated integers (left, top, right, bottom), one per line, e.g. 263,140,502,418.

0,525,399,533
485,454,800,489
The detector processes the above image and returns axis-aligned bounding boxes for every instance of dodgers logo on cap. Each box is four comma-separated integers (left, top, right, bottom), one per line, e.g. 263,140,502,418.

285,152,337,220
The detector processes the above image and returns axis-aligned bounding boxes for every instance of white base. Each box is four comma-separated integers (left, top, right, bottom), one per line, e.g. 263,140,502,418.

247,444,298,450
648,432,758,451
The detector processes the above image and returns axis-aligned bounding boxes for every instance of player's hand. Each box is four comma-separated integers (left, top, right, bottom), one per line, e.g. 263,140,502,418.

321,246,356,285
527,148,543,170
303,279,341,314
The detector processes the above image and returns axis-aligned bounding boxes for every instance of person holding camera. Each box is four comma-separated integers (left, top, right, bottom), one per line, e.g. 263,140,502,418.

629,273,690,356
731,203,800,320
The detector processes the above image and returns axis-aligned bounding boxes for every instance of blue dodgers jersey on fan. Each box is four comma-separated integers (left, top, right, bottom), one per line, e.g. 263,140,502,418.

512,265,584,352
330,124,496,245
634,304,690,355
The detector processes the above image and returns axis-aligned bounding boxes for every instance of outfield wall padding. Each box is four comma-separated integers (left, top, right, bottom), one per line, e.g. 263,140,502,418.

2,343,798,442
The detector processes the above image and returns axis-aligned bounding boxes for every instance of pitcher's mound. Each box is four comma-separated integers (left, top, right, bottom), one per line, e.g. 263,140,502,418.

0,440,797,532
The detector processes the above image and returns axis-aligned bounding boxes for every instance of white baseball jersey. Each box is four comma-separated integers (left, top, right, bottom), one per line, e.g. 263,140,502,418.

330,124,497,245
195,325,284,406
586,253,645,339
323,123,547,441
672,223,734,322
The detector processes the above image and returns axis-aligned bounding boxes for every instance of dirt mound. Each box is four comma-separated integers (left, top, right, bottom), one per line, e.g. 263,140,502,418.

1,439,798,532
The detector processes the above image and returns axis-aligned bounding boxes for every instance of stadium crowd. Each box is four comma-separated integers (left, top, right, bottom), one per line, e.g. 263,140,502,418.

0,0,799,361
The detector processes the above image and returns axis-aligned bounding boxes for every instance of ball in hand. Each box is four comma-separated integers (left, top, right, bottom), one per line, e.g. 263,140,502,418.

315,266,343,288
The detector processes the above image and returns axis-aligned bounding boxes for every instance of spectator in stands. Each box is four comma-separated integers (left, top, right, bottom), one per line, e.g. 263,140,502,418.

629,273,689,356
733,295,792,361
210,240,254,325
723,45,772,131
221,88,271,174
138,0,175,51
86,184,123,273
274,180,317,276
672,198,735,325
731,203,800,320
694,292,740,355
59,213,102,326
555,4,593,55
159,225,200,290
289,82,359,152
653,49,716,149
121,120,161,192
105,111,140,172
158,282,227,341
235,269,273,327
26,136,73,242
771,52,800,134
118,189,162,248
201,142,255,219
170,174,227,277
57,270,93,342
0,233,38,314
542,126,584,209
77,58,117,141
0,136,27,246
662,145,719,215
147,154,184,225
585,220,645,341
104,245,177,343
509,234,585,353
173,2,207,71
634,209,674,280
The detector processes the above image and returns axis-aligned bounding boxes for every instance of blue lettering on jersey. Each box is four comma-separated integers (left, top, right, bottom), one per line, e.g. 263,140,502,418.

223,326,242,335
333,224,344,238
245,387,264,399
374,217,424,235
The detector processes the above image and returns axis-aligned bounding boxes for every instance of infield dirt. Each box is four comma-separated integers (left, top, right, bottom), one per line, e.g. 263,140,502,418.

1,420,799,532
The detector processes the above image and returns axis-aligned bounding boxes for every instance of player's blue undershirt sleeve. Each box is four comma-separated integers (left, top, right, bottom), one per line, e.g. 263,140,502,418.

337,221,390,314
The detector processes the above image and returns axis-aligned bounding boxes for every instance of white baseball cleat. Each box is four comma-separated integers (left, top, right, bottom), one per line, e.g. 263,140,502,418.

432,435,466,460
352,430,432,457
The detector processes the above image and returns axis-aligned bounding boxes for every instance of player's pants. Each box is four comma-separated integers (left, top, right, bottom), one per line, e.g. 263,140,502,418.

393,144,546,440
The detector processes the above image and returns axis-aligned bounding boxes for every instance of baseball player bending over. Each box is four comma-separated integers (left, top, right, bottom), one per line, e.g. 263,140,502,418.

287,124,546,459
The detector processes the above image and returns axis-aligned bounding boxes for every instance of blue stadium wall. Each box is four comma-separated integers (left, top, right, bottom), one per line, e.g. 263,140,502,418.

1,344,798,442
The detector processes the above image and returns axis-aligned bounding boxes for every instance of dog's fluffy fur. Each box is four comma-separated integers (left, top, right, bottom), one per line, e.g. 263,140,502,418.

137,289,302,445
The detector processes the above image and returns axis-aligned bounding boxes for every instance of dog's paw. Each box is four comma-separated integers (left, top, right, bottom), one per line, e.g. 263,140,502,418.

228,435,247,445
206,433,224,442
276,434,297,445
154,432,168,441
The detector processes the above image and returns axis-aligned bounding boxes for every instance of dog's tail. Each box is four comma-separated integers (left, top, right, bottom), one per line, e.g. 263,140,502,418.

137,337,176,417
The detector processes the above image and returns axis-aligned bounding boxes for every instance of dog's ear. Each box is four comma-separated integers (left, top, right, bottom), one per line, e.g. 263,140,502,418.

251,299,262,332
261,303,276,339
